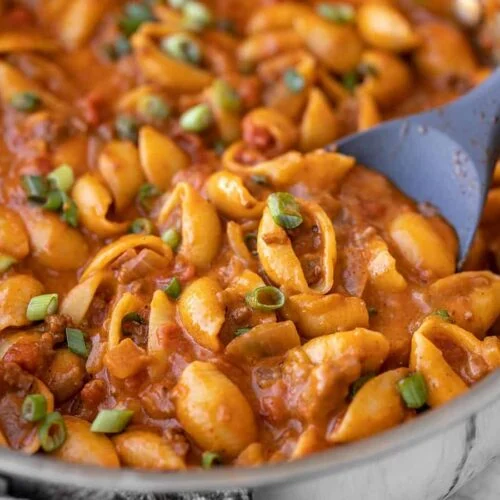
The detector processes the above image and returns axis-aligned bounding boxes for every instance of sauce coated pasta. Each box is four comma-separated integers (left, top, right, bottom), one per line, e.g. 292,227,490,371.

0,0,499,471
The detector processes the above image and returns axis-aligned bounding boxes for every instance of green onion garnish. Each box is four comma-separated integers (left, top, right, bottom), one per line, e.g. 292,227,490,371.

10,91,42,112
115,114,139,142
235,327,251,337
201,451,222,469
22,394,47,422
161,228,181,250
0,255,16,273
161,33,202,65
129,217,154,235
245,286,285,312
137,94,170,121
316,2,355,23
267,192,303,229
179,103,213,133
212,79,241,112
61,194,78,227
22,175,49,203
47,164,74,192
182,1,214,31
43,190,64,211
38,412,67,452
138,183,161,210
433,309,454,322
368,306,378,316
283,69,305,93
350,373,376,398
26,293,58,321
91,409,134,433
119,2,156,37
65,328,88,358
163,277,181,299
397,372,428,409
342,71,358,92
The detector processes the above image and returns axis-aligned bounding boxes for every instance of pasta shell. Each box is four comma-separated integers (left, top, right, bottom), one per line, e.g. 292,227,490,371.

175,361,257,458
22,209,89,271
72,174,128,237
51,416,119,467
257,198,336,294
294,15,362,73
139,126,189,191
303,328,390,372
225,320,300,363
357,3,420,52
80,234,173,281
283,294,369,338
158,183,221,270
206,171,265,220
98,141,145,214
178,277,225,352
113,430,185,470
328,368,409,443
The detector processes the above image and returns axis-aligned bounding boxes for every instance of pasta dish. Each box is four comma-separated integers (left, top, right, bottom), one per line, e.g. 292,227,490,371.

0,0,499,471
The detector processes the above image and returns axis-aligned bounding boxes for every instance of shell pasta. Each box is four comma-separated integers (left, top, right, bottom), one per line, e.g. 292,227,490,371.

0,0,498,472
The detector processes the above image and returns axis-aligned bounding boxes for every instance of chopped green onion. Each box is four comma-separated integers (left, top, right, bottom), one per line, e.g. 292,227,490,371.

251,174,268,186
368,306,378,316
26,293,59,321
61,194,78,227
10,91,42,112
129,217,155,235
245,286,285,312
164,277,181,299
161,228,181,250
433,309,454,322
182,1,214,31
122,312,146,325
138,94,170,121
283,68,305,93
22,394,47,422
397,372,428,409
0,255,16,273
202,451,222,469
47,165,74,192
91,409,134,433
235,327,251,337
43,190,64,211
179,103,213,133
342,71,358,92
161,33,202,65
350,373,375,398
212,79,241,112
244,232,258,256
316,2,356,23
66,328,88,358
38,412,66,452
119,2,156,36
138,183,161,210
115,114,139,142
22,175,49,203
267,192,303,229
